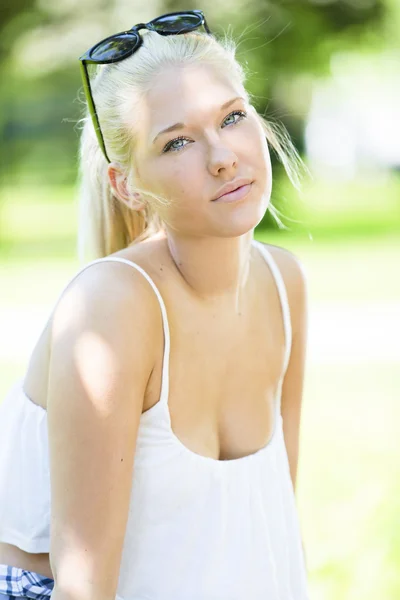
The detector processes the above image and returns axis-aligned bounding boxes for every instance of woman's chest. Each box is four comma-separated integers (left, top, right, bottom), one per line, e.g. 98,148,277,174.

143,293,285,461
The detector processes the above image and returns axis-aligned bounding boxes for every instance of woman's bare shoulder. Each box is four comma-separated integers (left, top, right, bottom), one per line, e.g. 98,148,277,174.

23,243,163,410
257,240,308,335
258,240,307,283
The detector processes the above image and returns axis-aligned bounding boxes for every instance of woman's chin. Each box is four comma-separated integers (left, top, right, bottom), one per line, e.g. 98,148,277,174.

214,213,266,238
214,194,270,236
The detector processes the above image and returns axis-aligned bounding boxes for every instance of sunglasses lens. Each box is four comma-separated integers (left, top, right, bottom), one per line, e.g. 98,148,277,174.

90,32,140,61
152,12,202,33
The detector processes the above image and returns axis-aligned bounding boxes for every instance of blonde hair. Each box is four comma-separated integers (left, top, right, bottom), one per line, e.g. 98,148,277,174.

76,29,303,263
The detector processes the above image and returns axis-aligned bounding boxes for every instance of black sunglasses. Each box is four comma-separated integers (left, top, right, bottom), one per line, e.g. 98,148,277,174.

79,10,212,163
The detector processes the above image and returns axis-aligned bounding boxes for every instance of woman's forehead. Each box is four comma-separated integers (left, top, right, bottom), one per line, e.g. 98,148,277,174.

134,64,244,146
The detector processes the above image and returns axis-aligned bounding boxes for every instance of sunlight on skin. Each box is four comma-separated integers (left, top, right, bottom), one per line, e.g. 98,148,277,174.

50,285,86,338
131,63,271,236
51,545,95,595
75,331,119,417
110,64,272,309
49,281,120,418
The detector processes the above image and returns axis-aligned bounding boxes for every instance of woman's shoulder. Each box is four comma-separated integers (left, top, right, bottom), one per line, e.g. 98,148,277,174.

23,239,164,410
257,241,308,333
58,235,168,317
257,240,306,282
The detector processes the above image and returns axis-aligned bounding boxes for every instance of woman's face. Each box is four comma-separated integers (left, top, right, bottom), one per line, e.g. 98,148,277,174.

132,63,272,238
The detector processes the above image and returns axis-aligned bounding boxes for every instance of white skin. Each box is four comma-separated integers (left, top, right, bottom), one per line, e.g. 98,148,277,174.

109,63,273,310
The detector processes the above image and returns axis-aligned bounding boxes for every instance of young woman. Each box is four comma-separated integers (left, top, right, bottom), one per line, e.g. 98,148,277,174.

0,10,310,600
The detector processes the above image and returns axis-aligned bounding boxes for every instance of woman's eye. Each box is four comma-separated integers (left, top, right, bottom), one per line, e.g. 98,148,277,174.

222,110,247,127
162,136,189,153
162,110,247,154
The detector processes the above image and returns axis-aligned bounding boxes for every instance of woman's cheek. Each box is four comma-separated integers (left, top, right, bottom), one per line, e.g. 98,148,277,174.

161,164,186,197
163,155,201,200
143,157,180,196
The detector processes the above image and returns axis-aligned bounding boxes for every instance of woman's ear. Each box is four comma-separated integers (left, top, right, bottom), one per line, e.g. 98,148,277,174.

107,162,145,212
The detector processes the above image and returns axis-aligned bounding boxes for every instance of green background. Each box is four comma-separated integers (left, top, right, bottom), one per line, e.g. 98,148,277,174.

1,1,399,598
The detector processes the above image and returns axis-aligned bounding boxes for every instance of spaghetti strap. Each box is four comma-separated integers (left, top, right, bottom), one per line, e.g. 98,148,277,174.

252,240,292,381
50,245,290,411
53,256,171,406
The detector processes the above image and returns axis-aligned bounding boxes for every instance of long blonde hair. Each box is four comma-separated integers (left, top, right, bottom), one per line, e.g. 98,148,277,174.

76,29,303,263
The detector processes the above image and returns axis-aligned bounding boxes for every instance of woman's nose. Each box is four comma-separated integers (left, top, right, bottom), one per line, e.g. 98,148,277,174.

207,144,238,177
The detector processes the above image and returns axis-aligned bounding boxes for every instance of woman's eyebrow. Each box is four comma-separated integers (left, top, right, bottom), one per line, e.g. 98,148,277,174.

152,96,245,144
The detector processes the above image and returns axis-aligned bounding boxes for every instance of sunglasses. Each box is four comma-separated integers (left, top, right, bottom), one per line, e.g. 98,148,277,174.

79,10,212,163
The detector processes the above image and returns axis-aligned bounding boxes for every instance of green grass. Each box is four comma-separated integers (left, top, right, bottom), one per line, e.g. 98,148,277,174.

1,180,399,599
299,362,400,600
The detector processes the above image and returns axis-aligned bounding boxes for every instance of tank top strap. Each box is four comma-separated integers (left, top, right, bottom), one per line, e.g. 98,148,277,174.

252,240,292,381
52,257,171,406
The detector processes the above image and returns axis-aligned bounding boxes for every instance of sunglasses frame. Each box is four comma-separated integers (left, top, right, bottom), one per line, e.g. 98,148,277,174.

79,10,211,163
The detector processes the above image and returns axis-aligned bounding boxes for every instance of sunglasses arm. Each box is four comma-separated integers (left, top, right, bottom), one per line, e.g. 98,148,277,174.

203,19,211,34
79,60,111,163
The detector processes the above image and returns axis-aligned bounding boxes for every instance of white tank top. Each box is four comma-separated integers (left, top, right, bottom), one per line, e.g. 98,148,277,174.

0,239,309,599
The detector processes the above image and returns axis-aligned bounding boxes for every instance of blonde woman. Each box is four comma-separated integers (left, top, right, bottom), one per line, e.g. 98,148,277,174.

0,10,310,600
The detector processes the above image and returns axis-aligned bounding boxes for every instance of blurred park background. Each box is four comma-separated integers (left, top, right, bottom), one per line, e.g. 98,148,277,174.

0,0,399,598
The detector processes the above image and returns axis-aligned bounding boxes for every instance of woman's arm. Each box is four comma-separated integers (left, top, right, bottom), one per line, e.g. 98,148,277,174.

279,250,308,494
278,250,309,568
46,262,160,600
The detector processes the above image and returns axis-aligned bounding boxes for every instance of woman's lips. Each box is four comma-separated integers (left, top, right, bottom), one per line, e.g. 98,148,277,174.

212,182,253,203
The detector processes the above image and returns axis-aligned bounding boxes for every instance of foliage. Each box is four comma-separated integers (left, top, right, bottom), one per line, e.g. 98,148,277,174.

0,0,397,221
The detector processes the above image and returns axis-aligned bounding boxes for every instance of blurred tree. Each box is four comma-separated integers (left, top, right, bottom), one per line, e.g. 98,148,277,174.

0,0,395,226
0,0,39,62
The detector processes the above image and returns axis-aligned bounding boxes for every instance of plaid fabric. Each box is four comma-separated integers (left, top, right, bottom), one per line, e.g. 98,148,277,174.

0,565,54,600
